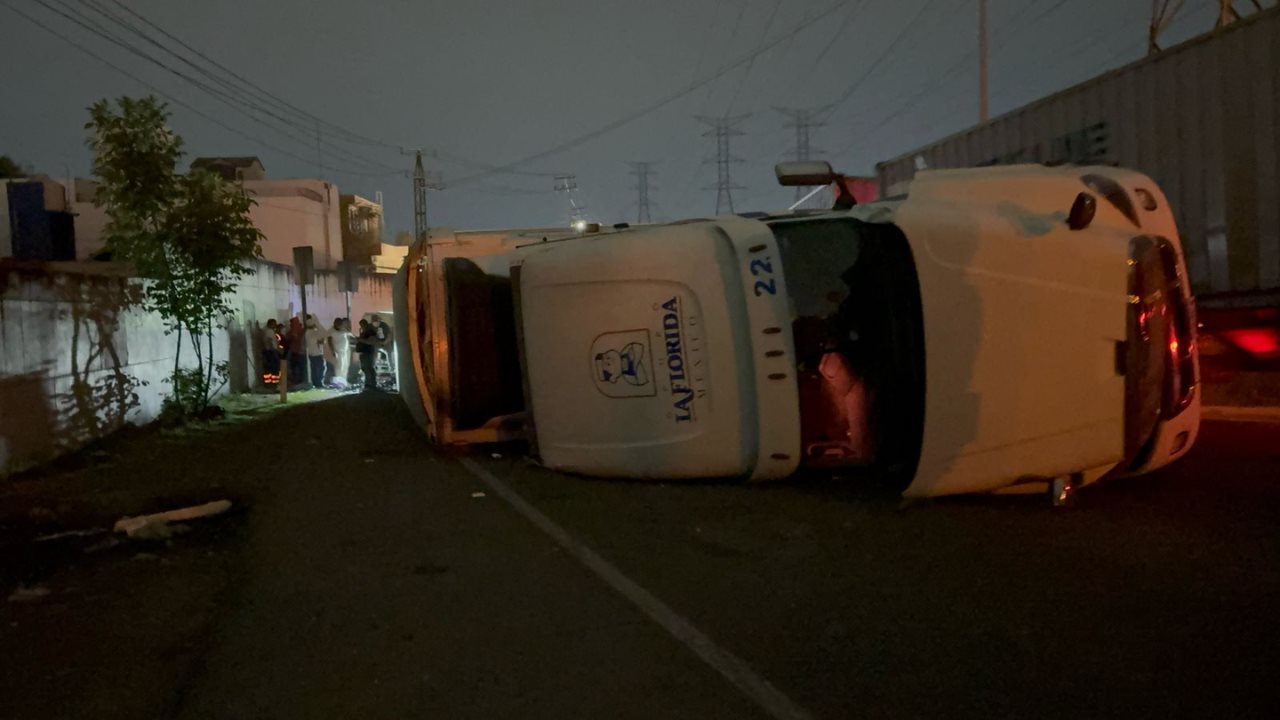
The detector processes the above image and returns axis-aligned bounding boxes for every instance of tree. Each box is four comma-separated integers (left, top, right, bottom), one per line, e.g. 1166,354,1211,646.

86,96,263,417
0,154,28,179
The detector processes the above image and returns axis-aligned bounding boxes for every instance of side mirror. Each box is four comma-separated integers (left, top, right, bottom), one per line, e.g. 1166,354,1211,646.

775,161,835,187
1067,192,1097,230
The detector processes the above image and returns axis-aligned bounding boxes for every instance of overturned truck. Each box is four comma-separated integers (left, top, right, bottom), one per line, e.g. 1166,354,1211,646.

394,163,1200,502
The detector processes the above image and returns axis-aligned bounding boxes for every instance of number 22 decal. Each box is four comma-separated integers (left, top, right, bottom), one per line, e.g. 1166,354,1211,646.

751,257,776,296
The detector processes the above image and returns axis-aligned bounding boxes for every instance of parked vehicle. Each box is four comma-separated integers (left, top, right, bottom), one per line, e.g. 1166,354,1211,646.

395,163,1200,503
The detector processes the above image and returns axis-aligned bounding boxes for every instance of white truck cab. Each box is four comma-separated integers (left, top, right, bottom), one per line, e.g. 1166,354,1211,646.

395,163,1199,500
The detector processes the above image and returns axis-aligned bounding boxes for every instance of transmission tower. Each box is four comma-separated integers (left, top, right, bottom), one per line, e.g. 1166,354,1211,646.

696,115,749,214
554,174,587,226
627,161,657,224
1216,0,1244,28
774,107,829,205
1148,0,1184,55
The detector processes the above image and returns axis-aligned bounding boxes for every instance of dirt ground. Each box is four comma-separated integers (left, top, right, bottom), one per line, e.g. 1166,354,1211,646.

0,389,341,719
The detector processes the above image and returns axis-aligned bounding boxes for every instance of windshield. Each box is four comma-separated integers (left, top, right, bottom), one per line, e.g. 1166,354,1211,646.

768,217,925,484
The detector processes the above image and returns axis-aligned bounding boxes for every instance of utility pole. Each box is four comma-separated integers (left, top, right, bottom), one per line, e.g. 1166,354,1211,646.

554,174,587,227
407,150,443,244
413,151,428,244
314,120,324,177
627,161,656,224
978,0,989,123
774,106,828,205
696,114,749,215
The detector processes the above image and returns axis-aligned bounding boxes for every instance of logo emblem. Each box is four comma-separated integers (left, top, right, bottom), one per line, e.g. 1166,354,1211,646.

591,330,655,398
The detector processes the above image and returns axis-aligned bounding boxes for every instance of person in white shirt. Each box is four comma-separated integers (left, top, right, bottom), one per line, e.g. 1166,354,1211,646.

325,317,351,388
304,315,328,389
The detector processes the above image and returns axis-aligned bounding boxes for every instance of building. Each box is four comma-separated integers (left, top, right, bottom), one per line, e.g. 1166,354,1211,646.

71,178,108,259
370,243,407,274
243,178,344,270
22,157,356,272
339,193,384,269
67,175,346,270
1,175,76,261
191,156,267,182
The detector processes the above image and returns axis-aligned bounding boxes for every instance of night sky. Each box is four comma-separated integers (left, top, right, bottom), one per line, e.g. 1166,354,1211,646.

0,0,1224,237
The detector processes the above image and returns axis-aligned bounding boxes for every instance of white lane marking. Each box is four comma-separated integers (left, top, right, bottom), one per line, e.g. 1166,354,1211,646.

1202,405,1280,423
459,458,814,720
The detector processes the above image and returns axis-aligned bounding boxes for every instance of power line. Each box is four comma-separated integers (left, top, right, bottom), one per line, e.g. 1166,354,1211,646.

823,0,1090,163
1,0,400,179
448,0,856,187
66,0,559,186
670,0,743,213
807,0,872,80
725,0,783,117
97,0,404,152
34,0,392,173
44,0,400,175
818,0,942,122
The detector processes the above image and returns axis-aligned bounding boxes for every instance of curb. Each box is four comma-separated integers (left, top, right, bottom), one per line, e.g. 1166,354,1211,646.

1201,405,1280,423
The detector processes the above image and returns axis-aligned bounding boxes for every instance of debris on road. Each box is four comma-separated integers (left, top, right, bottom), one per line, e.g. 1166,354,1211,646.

8,585,51,603
490,453,503,459
33,528,108,543
471,492,487,499
84,537,121,553
113,499,233,539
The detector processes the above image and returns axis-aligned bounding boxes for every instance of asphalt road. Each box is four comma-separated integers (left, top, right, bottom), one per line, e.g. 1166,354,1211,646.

4,393,1279,719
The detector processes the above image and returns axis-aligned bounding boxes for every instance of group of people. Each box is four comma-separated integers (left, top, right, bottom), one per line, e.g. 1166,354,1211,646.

260,314,392,392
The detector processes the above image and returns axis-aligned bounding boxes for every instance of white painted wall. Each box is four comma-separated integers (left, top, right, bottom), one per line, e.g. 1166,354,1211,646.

0,258,392,476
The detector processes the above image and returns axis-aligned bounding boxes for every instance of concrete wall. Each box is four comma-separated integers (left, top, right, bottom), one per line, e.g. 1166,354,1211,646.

0,258,393,476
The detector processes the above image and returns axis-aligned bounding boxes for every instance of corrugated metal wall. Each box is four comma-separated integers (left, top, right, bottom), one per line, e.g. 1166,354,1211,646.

876,9,1280,296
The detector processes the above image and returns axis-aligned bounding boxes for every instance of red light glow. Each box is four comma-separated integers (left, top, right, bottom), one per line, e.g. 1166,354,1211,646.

1221,328,1280,358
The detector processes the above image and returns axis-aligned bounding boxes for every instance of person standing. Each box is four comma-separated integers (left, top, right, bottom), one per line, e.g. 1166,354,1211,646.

285,315,307,389
356,318,379,391
304,314,327,389
369,314,395,383
261,319,282,385
324,317,350,389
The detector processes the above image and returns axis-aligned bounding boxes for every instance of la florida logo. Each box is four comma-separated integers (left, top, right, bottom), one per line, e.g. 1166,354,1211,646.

591,330,656,399
590,295,705,422
659,295,700,423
